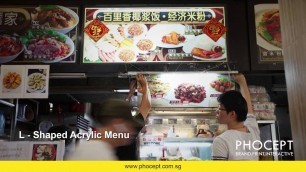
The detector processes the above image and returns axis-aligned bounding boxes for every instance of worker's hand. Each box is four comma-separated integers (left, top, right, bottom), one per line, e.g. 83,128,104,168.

136,74,148,94
129,80,137,93
232,73,247,85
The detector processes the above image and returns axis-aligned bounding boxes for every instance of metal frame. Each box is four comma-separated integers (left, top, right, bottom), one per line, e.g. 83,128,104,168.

257,120,279,160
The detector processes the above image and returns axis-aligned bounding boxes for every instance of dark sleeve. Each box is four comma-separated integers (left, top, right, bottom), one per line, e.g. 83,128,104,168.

134,113,146,133
116,113,145,160
134,113,145,125
116,142,138,160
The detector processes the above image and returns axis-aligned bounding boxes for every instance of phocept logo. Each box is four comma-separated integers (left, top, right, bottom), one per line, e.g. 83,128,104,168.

235,140,294,157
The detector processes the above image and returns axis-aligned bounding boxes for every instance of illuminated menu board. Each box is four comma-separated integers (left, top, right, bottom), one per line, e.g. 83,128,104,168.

0,5,79,64
83,7,227,63
143,73,235,108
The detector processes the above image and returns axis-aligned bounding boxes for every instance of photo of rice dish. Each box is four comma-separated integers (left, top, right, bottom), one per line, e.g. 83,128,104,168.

136,39,153,51
118,49,135,61
127,24,144,36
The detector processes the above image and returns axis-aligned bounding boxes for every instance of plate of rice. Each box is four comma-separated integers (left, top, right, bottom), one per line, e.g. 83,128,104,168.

115,48,138,62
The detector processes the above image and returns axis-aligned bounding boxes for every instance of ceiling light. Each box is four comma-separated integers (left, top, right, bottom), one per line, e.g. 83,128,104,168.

113,89,130,93
0,99,15,107
126,71,238,75
150,110,213,115
50,73,87,79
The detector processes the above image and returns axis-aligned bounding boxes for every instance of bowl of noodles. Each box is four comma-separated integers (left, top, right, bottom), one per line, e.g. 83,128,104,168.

0,34,24,63
33,5,79,34
22,29,74,63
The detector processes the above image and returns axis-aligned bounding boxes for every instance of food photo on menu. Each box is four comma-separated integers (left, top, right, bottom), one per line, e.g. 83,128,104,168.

0,65,49,99
31,5,79,34
0,66,24,98
26,69,47,94
32,144,57,161
21,29,74,63
255,5,281,49
254,3,283,62
0,34,24,64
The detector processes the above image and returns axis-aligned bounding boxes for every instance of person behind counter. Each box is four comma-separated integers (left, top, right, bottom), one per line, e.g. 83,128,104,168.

212,73,260,160
116,74,152,160
66,99,141,160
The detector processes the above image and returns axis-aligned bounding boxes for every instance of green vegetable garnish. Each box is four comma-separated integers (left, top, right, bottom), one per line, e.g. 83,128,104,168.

218,76,228,82
21,29,66,45
40,5,57,11
263,30,273,41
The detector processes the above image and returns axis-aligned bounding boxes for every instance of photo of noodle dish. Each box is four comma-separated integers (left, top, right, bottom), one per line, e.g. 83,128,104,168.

0,34,24,63
32,5,79,34
114,48,138,62
123,24,148,38
22,29,74,63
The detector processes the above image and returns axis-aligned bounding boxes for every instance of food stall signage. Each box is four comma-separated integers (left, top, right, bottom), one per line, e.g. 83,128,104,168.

0,12,23,26
94,9,215,23
0,8,31,31
83,7,227,63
